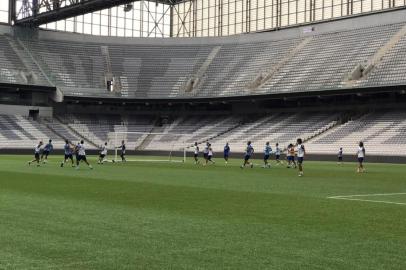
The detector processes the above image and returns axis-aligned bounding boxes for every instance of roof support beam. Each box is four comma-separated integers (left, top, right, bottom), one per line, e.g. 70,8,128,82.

14,0,176,27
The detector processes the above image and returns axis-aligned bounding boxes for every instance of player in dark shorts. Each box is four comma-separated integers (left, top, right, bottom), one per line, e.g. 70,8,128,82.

98,142,108,164
74,142,81,165
61,140,75,167
206,143,215,165
338,147,343,164
296,138,306,177
275,143,282,165
76,140,93,169
286,143,297,168
120,140,126,162
241,141,254,169
263,142,272,168
193,142,199,164
356,142,366,173
203,142,209,164
223,142,230,164
41,139,53,163
29,141,43,167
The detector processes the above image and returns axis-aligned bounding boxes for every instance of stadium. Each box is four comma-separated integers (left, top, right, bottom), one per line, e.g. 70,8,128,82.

0,0,406,269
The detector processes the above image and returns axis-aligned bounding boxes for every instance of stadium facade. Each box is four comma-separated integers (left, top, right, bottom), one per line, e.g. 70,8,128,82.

0,1,406,162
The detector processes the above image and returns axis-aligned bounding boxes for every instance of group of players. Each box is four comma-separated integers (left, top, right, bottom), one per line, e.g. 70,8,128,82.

192,139,366,175
193,138,306,176
28,139,127,170
28,137,366,175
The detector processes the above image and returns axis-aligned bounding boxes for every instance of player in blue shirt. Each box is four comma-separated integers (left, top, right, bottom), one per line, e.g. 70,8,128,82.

223,142,230,164
60,140,75,167
41,139,53,163
263,142,272,168
74,141,81,165
241,141,254,169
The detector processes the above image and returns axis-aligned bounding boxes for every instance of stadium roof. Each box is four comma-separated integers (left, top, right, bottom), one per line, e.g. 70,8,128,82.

14,0,181,27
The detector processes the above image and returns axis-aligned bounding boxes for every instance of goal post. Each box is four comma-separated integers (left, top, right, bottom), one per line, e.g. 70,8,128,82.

112,131,188,163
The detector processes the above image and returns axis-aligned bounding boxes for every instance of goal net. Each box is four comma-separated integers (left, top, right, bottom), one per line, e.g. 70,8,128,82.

112,131,187,163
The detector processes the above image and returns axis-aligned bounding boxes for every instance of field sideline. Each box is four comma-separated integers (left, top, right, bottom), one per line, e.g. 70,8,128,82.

0,155,405,269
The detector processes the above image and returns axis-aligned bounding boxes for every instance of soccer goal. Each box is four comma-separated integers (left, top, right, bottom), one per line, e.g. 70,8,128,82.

112,131,188,163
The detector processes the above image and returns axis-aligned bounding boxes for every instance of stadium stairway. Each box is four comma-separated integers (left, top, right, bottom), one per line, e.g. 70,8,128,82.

136,118,165,150
183,46,222,93
5,35,55,88
347,23,406,85
249,37,313,90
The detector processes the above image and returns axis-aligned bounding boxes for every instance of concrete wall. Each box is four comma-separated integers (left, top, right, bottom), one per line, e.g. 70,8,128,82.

0,104,53,117
0,24,12,35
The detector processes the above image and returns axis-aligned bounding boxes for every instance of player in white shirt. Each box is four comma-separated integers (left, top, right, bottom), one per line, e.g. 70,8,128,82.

356,141,366,173
275,143,282,165
241,141,254,169
61,139,75,167
206,143,215,165
76,140,93,170
28,141,43,166
296,138,306,177
98,142,108,164
203,142,209,165
193,142,200,164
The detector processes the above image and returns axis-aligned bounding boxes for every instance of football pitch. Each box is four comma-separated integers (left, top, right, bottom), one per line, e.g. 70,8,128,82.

0,155,405,270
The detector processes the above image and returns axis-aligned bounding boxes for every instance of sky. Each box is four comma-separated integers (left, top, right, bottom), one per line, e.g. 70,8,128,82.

0,2,8,11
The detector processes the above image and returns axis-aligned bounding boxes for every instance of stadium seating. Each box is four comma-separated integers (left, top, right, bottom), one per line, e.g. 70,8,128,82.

0,36,50,86
0,20,402,98
259,23,404,94
306,111,406,156
1,15,406,157
209,112,338,153
0,110,405,156
0,114,63,149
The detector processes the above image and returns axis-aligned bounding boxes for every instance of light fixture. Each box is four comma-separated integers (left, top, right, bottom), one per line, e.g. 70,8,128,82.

124,4,133,12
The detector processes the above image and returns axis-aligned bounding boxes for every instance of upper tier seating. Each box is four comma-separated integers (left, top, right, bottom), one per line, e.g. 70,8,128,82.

0,36,50,86
1,19,402,99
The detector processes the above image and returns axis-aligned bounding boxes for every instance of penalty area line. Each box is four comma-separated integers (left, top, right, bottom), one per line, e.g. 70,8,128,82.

327,193,406,206
327,197,406,206
328,192,406,199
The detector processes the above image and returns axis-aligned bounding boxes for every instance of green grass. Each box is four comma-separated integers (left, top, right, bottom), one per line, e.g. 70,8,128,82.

0,155,405,270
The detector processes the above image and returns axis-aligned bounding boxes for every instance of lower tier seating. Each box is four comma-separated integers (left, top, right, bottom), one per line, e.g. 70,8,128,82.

1,110,405,156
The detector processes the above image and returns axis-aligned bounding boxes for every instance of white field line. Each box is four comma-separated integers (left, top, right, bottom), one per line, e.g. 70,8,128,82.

329,192,406,198
327,193,406,206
